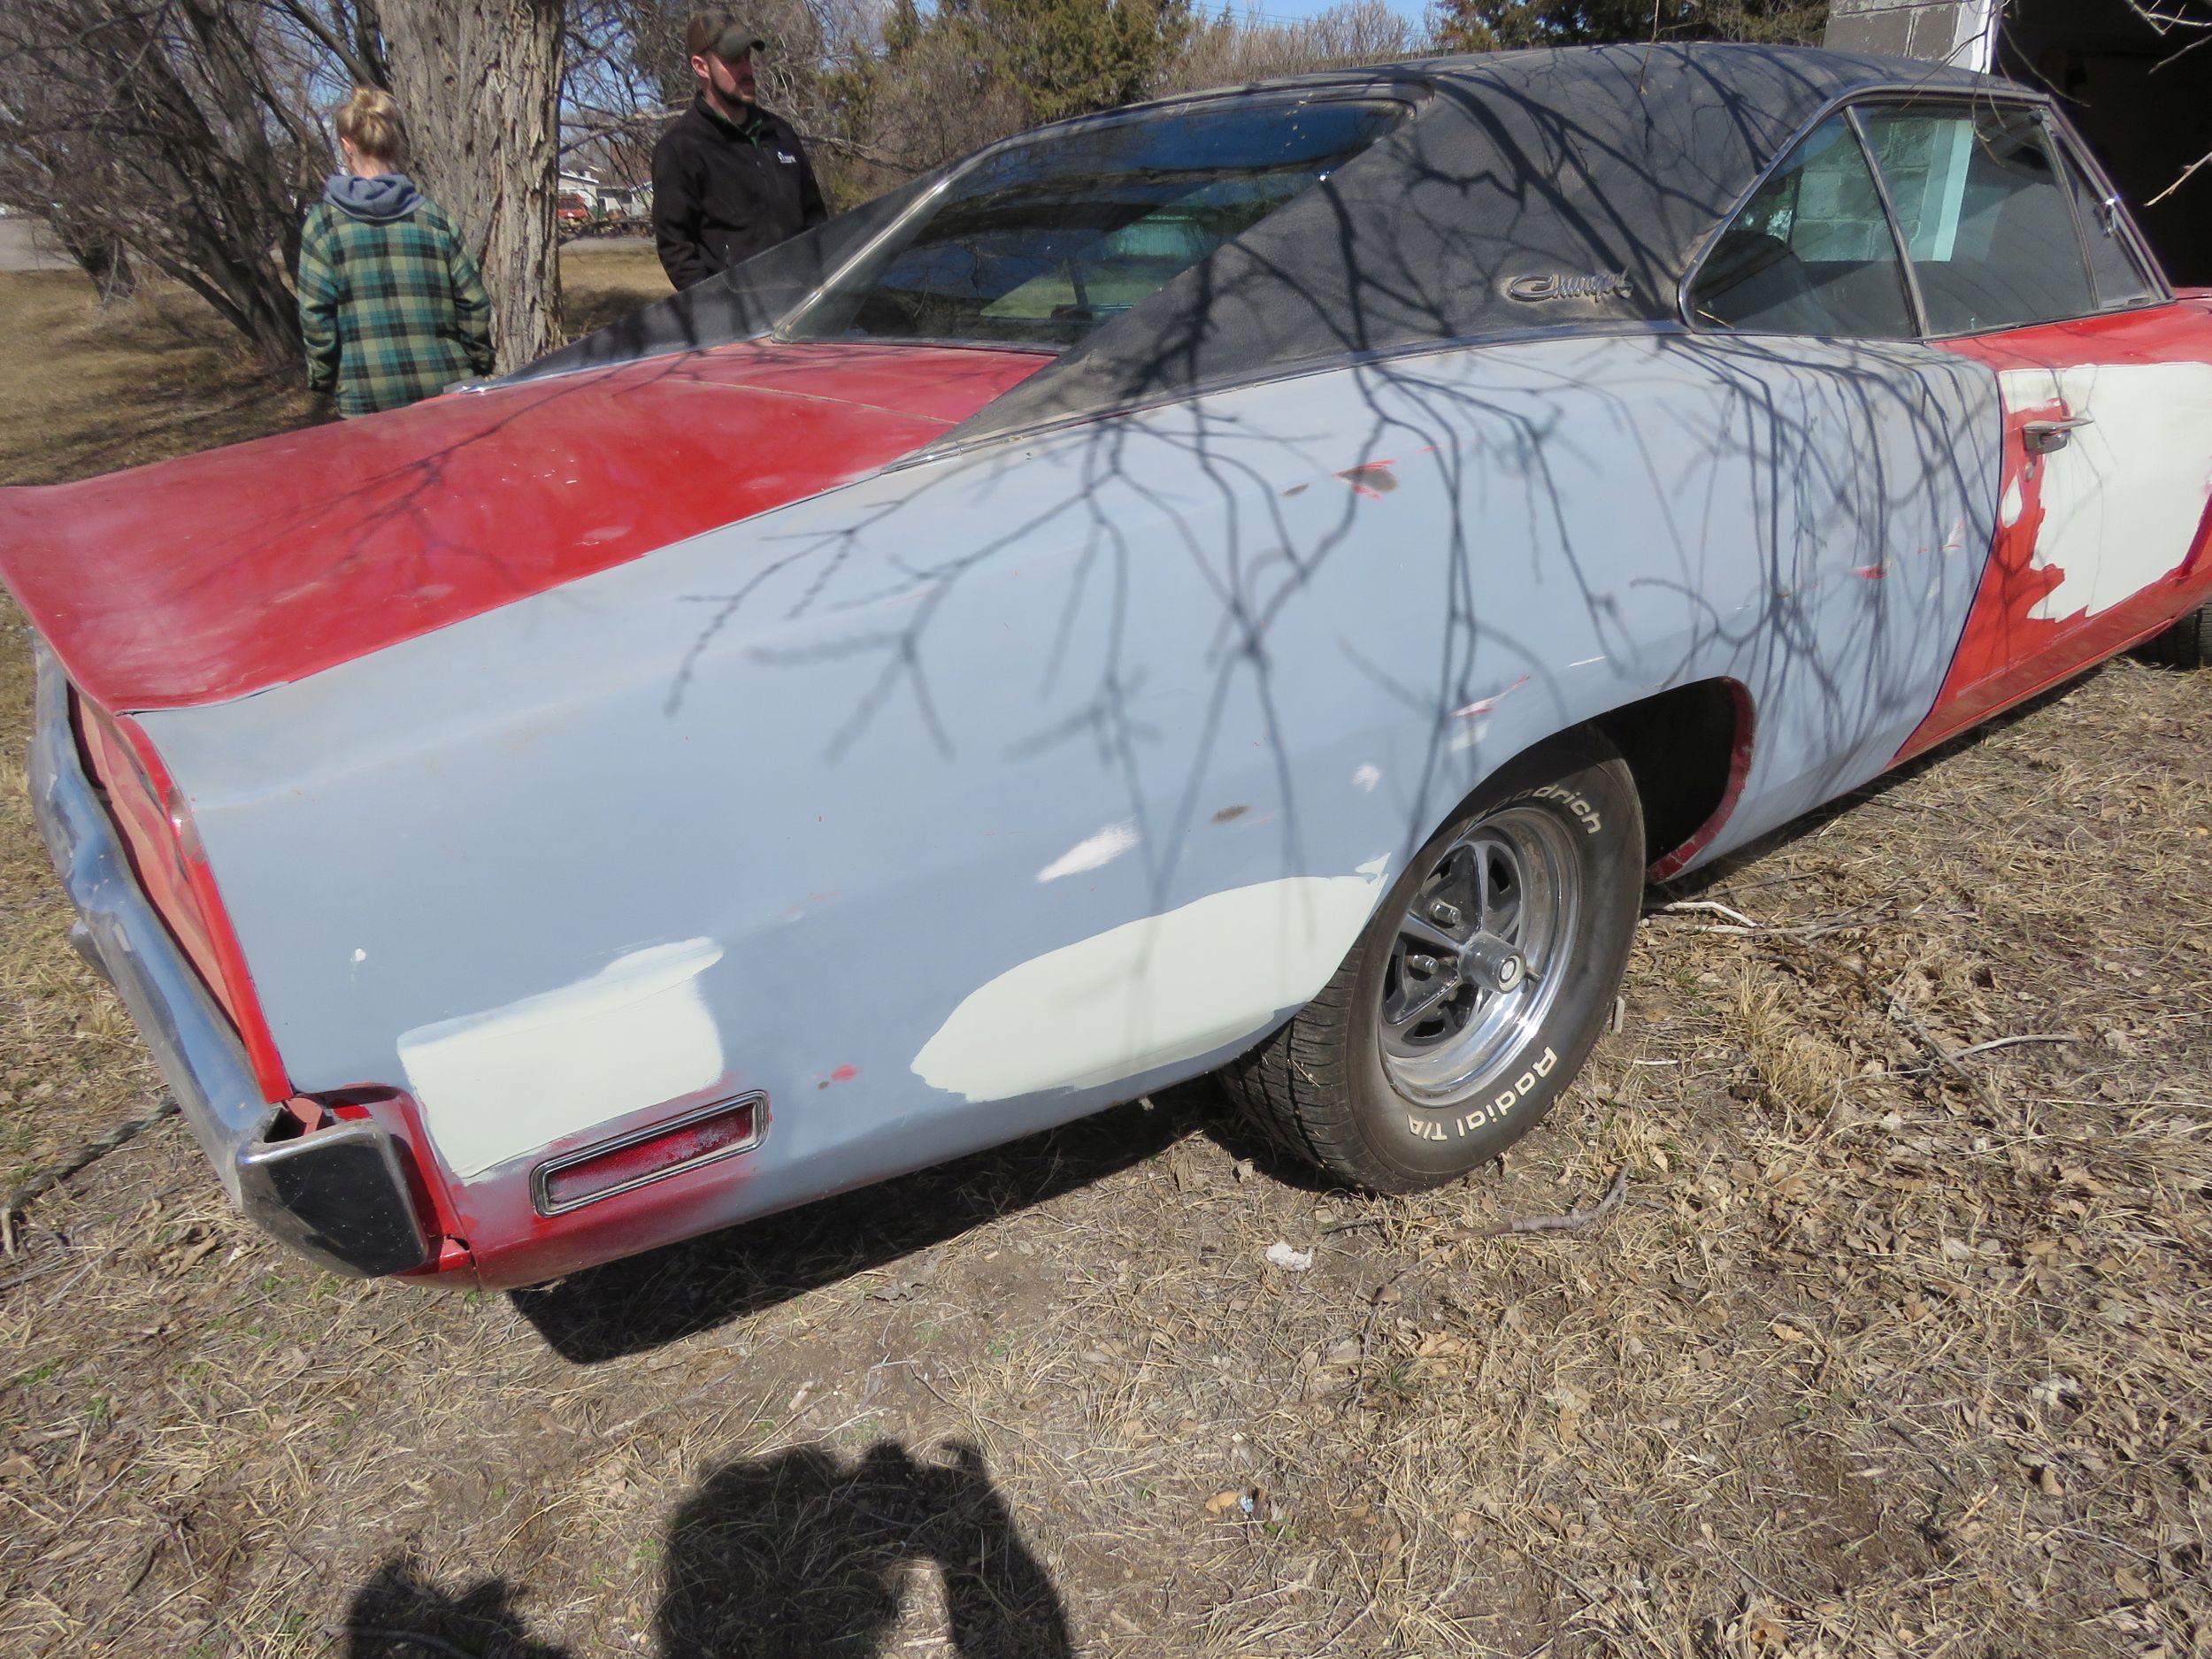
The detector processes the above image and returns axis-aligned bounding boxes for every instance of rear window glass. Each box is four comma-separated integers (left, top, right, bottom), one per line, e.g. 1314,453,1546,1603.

780,97,1407,349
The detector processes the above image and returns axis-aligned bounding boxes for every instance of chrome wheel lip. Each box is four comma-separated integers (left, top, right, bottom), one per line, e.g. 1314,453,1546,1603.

1376,805,1582,1108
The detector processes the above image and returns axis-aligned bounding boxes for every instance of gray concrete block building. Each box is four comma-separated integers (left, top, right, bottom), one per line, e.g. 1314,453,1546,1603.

1828,0,2210,283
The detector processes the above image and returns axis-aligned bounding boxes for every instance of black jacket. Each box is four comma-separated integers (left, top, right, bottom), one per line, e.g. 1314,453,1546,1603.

651,97,827,289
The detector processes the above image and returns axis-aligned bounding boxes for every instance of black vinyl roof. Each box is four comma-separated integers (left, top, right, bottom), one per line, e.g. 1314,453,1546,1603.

516,44,2016,436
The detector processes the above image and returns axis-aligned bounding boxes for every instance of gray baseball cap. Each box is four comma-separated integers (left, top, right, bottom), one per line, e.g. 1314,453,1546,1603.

684,12,765,58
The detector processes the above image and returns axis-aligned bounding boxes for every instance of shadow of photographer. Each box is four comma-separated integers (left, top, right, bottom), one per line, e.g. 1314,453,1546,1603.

344,1439,1071,1659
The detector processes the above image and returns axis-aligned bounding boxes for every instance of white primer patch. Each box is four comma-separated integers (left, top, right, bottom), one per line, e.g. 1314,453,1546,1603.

398,938,726,1179
913,865,1387,1103
1036,822,1141,884
1997,362,2212,620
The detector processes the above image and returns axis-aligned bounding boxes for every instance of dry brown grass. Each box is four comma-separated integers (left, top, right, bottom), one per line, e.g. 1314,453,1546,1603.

0,275,325,488
1,265,2208,1658
0,250,669,488
557,242,671,337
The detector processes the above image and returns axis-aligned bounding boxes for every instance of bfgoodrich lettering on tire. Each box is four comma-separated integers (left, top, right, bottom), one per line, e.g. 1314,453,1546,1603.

1223,727,1644,1193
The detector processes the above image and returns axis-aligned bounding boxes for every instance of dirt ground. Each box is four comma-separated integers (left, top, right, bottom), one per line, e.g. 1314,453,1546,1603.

1,265,2208,1659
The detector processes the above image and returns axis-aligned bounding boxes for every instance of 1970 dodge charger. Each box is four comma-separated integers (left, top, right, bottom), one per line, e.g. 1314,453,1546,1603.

5,45,2208,1288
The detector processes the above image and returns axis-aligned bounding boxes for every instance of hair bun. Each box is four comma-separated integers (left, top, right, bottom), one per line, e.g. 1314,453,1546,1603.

334,88,408,167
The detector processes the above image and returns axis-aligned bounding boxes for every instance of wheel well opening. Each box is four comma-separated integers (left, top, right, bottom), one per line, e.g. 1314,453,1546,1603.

1592,680,1752,879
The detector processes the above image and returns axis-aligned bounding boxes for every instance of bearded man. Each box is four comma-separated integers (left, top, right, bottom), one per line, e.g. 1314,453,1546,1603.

650,12,828,289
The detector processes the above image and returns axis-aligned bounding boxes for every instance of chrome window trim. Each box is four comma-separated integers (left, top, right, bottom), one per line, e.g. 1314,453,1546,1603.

2044,120,2173,312
1677,81,2178,343
1847,104,1932,339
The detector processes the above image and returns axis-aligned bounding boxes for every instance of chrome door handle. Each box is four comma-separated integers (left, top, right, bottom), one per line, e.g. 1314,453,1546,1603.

2024,413,2093,454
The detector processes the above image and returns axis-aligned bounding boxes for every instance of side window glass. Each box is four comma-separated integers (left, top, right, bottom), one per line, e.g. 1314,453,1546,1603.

1688,115,1916,340
2055,141,2160,310
1858,107,2097,334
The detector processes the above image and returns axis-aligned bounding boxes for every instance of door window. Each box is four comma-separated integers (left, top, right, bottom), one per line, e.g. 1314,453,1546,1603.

1857,107,2097,334
1687,115,1916,339
2053,141,2160,311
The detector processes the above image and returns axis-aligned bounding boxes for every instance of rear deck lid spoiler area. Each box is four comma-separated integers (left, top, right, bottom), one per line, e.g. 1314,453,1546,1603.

0,340,1049,712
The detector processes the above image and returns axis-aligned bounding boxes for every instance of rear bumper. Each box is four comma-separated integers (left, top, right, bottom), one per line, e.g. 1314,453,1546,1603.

26,644,431,1277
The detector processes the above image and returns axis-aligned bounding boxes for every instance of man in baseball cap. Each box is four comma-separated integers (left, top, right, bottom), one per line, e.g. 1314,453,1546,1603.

651,10,827,289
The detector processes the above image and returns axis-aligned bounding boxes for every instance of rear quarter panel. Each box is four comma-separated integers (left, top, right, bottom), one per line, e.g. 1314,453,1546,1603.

135,329,1999,1282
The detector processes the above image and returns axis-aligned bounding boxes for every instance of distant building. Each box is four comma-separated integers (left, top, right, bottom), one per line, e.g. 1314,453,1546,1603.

1827,0,2000,67
557,170,604,211
1828,0,2211,282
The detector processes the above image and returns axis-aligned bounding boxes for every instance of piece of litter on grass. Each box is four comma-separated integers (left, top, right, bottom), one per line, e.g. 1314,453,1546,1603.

1266,1241,1313,1271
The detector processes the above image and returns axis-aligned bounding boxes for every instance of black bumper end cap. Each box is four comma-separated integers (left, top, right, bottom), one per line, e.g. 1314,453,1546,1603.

238,1118,434,1279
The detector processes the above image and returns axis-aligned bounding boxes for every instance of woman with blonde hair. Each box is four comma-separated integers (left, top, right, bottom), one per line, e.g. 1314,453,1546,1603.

297,89,495,417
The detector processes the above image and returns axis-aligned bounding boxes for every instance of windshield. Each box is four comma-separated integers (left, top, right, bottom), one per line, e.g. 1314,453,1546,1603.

780,96,1408,350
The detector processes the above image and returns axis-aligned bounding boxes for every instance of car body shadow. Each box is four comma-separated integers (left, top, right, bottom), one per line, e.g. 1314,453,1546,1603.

511,1082,1226,1363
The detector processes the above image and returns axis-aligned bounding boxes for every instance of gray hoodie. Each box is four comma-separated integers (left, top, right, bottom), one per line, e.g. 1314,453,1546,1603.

323,172,423,223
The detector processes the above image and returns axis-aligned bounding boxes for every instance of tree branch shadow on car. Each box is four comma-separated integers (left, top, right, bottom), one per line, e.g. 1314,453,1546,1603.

488,69,1999,1300
342,1439,1070,1659
119,55,2014,1297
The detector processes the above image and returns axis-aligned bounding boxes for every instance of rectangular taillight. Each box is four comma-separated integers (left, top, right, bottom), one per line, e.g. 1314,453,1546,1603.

531,1094,764,1215
73,693,290,1101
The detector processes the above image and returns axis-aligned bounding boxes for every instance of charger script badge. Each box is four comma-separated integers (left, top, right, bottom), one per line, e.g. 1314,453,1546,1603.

1503,270,1632,302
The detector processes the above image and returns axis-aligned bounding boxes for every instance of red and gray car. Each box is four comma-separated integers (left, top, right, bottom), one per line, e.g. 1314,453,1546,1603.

5,44,2208,1288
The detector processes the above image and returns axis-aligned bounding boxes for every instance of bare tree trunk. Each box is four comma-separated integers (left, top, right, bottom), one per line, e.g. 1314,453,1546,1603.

50,219,137,303
382,0,565,371
0,0,317,369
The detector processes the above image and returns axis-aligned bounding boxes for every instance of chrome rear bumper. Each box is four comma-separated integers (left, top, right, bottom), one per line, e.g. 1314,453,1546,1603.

25,644,430,1276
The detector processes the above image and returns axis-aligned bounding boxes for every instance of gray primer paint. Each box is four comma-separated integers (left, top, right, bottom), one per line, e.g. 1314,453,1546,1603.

140,329,2001,1214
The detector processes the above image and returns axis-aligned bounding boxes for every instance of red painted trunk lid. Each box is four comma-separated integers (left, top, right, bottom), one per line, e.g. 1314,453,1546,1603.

0,341,1049,711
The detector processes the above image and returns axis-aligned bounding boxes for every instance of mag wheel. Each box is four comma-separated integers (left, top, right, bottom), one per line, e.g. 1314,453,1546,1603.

1225,728,1644,1193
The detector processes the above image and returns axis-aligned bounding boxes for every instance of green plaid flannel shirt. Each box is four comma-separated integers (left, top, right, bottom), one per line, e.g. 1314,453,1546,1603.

297,197,495,417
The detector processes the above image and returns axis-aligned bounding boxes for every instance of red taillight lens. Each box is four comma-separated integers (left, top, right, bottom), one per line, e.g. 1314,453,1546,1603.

533,1094,764,1215
73,695,291,1102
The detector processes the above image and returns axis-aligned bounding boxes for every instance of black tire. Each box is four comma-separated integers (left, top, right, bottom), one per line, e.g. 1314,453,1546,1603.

1223,727,1643,1194
2136,603,2212,670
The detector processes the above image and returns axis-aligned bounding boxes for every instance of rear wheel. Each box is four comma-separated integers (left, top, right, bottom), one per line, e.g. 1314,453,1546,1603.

1225,729,1643,1193
2136,603,2212,670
